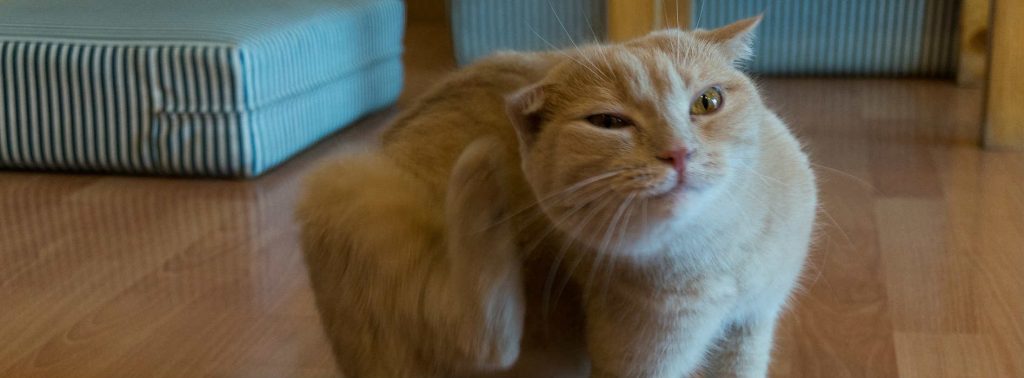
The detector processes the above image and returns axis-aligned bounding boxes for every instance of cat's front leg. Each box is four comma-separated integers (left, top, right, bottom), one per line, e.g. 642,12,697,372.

702,314,778,378
584,293,731,378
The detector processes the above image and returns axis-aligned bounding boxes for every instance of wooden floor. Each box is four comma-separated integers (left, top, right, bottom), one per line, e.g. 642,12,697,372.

2,23,1023,377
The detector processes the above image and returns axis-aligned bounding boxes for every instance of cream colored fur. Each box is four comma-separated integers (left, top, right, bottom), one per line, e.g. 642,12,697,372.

297,16,817,378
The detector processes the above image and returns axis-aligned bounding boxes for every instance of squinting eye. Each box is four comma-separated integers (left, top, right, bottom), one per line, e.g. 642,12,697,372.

691,86,724,115
585,113,634,129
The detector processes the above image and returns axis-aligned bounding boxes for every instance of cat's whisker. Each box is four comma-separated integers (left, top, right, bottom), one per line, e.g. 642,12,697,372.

601,194,638,307
490,179,606,234
545,0,611,82
657,0,678,61
541,206,595,328
518,197,595,261
584,193,636,297
817,205,854,250
520,185,615,257
734,158,849,291
810,162,876,192
581,6,603,43
543,195,613,320
566,47,614,84
805,249,830,291
581,11,615,80
734,159,857,254
674,0,683,62
802,228,840,297
695,0,706,30
734,159,796,190
486,169,625,229
527,24,603,78
642,197,650,238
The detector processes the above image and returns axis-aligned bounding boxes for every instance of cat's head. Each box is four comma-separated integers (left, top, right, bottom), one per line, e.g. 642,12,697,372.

507,16,767,253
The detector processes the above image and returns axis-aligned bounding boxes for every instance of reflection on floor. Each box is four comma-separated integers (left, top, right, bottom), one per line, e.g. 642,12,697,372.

2,23,1022,377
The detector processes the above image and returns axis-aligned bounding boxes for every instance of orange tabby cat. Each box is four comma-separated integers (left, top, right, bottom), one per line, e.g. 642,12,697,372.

298,16,817,377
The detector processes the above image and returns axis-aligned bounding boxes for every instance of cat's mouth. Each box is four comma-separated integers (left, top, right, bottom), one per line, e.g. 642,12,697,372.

648,172,713,202
647,178,690,201
610,168,706,203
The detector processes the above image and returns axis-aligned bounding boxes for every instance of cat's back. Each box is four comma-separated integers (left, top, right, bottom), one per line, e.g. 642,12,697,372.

380,52,559,190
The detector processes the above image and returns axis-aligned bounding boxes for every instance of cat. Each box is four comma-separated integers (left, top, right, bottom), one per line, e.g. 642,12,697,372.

297,15,817,378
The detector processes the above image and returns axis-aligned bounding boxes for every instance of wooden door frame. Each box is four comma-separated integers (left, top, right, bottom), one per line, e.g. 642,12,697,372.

607,0,690,41
983,0,1024,149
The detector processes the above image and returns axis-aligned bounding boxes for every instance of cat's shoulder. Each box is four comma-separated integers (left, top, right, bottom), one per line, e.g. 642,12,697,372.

441,51,561,91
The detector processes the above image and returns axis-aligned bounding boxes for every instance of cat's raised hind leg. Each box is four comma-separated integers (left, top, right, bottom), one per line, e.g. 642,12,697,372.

423,137,526,373
297,137,523,377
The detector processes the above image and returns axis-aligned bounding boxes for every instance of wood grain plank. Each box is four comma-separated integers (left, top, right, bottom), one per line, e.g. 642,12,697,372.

931,147,1024,376
607,0,657,41
869,143,944,198
894,332,1008,378
875,198,978,333
770,137,899,378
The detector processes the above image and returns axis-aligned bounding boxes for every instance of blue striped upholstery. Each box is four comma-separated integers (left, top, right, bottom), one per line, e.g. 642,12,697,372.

449,0,606,66
448,0,959,77
696,0,960,77
0,0,404,177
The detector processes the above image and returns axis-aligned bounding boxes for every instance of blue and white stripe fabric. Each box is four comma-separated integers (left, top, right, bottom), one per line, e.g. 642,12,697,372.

696,0,961,77
449,0,606,66
0,0,404,177
449,0,959,77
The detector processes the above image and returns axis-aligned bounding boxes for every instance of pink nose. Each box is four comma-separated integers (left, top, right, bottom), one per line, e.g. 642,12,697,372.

657,148,690,179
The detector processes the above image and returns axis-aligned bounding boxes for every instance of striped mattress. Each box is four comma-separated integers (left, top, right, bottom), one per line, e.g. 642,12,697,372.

0,0,404,177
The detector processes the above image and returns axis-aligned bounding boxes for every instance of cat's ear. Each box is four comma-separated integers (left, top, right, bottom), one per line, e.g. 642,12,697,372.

505,84,547,146
694,15,762,64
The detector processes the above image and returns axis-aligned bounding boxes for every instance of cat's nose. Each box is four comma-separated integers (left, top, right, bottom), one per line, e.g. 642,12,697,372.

656,148,692,179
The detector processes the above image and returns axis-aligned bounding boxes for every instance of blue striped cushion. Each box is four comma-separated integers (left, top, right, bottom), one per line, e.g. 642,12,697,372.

449,0,960,77
0,0,404,177
449,0,606,66
696,0,960,76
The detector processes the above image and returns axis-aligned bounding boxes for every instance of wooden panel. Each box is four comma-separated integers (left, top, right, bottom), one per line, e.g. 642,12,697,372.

607,0,656,41
957,0,990,86
894,333,1009,378
660,0,691,30
984,0,1024,149
608,0,691,41
406,0,448,24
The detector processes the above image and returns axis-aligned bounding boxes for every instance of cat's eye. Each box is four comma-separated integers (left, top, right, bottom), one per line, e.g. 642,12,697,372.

691,87,724,115
585,113,634,129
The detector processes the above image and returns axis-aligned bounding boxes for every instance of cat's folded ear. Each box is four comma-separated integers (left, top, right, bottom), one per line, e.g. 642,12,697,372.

694,15,762,64
505,84,547,146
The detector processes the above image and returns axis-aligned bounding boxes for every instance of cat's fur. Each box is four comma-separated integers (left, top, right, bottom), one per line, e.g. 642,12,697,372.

297,16,817,378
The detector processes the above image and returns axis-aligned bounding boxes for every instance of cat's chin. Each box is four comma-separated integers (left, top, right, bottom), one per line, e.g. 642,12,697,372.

650,182,688,202
641,182,725,229
649,181,706,208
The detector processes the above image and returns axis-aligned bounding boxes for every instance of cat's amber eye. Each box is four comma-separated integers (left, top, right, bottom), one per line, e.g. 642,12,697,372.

585,113,634,129
690,87,724,115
